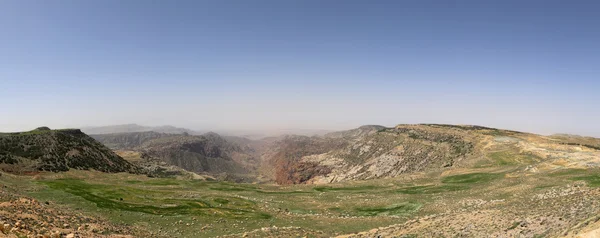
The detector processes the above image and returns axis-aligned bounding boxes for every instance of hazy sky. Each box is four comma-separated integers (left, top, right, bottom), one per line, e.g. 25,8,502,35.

1,1,600,136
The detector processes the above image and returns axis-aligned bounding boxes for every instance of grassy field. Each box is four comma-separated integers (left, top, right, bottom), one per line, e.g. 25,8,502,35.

0,166,598,237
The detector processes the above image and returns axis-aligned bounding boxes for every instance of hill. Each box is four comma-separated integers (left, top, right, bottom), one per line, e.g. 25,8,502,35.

263,124,600,184
90,131,171,150
92,131,261,181
0,127,140,174
81,124,198,135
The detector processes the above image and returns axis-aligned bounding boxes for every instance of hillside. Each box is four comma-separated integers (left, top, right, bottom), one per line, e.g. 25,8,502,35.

90,131,171,150
92,131,261,180
262,124,600,184
0,127,140,173
86,124,600,185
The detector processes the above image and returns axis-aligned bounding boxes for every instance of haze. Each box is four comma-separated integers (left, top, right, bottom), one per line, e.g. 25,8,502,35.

1,1,599,136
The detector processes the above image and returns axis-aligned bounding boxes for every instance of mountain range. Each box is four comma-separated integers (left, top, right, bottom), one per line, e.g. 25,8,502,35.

1,123,600,237
84,123,600,185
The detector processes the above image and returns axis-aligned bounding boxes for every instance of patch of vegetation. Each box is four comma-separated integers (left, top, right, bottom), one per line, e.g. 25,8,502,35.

395,185,469,194
313,185,382,192
559,142,600,150
254,190,312,194
571,175,600,187
508,221,520,230
40,179,272,219
534,184,557,190
488,151,541,166
442,173,503,184
126,179,182,186
548,168,588,177
213,198,230,204
354,202,421,216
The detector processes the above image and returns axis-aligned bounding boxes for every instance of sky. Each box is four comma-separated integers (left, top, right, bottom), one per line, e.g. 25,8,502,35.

1,1,600,136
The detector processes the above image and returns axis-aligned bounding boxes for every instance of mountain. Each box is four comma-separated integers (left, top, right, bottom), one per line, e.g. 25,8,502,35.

81,124,198,135
86,124,600,185
90,131,171,150
91,131,260,181
263,124,600,184
3,124,600,237
0,127,140,174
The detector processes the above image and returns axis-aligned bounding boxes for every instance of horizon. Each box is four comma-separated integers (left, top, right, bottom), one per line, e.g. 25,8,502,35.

1,122,593,139
2,1,600,137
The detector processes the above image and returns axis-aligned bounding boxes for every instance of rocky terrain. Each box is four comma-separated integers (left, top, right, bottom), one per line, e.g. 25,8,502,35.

90,131,171,150
1,124,600,237
0,127,140,174
92,132,261,181
89,124,600,186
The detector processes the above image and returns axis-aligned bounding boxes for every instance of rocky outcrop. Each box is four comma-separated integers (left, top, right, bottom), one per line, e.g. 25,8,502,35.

265,125,478,184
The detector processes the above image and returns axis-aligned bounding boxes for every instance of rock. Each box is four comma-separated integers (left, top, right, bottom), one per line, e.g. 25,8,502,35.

0,223,8,233
66,233,76,238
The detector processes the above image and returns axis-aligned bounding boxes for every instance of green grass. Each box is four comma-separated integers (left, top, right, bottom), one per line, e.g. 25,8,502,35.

395,184,469,194
354,202,421,217
19,172,424,237
125,179,182,186
548,168,588,177
488,151,541,166
313,185,383,192
40,179,271,219
10,166,583,237
534,184,557,190
571,175,600,187
441,173,503,184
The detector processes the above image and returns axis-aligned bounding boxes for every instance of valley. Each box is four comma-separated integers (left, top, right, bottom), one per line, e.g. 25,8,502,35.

1,124,599,237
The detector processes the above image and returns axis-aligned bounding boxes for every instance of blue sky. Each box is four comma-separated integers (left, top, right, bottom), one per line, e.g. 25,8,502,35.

1,1,599,136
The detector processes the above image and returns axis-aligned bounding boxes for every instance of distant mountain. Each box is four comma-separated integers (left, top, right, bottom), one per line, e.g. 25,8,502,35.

218,128,334,140
82,124,198,135
92,131,260,181
87,124,600,185
90,131,171,150
0,127,140,174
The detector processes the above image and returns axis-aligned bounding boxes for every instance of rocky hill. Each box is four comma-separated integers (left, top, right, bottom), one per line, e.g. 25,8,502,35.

0,127,140,173
256,125,476,184
90,131,171,150
91,131,261,180
261,124,596,184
